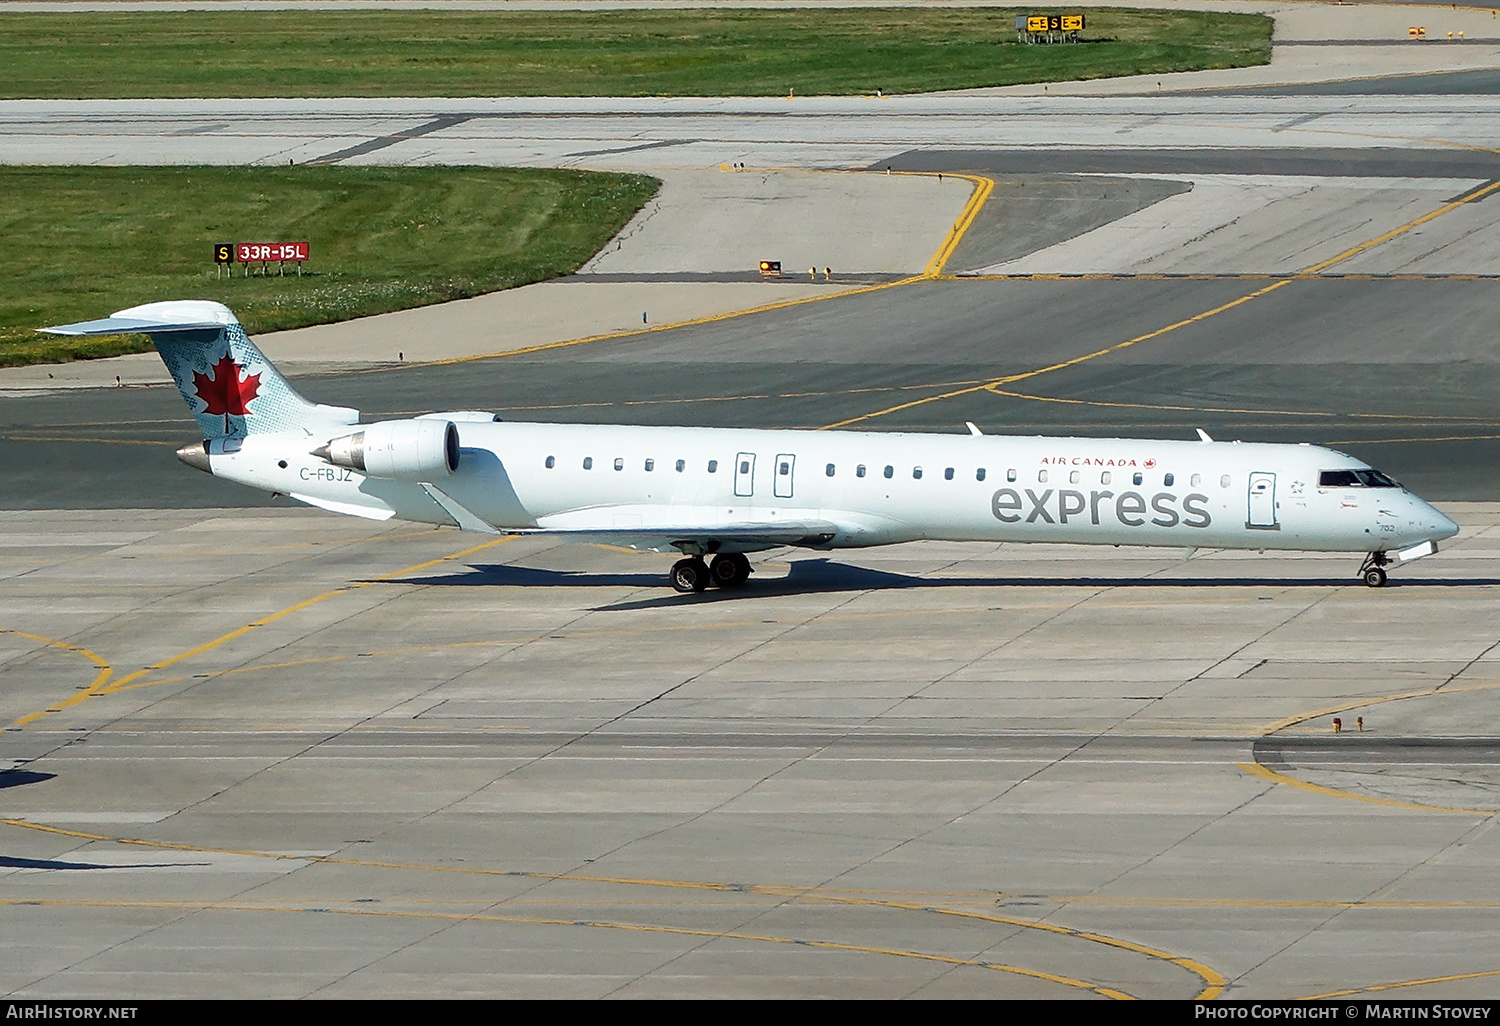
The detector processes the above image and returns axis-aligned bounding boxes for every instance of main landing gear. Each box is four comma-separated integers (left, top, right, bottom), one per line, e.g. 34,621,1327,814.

670,553,752,594
1360,551,1391,588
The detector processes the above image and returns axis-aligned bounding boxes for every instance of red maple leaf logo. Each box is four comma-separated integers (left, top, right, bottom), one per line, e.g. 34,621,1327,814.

193,353,261,432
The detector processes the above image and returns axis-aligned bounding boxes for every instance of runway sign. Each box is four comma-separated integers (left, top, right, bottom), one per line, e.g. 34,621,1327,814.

235,242,309,263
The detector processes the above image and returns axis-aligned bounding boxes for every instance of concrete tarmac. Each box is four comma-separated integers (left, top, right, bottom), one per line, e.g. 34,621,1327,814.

3,507,1500,998
5,0,1500,1000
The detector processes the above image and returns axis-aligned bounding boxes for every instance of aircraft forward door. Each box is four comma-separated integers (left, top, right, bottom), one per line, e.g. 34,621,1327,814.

1247,471,1279,530
734,452,756,497
774,454,795,498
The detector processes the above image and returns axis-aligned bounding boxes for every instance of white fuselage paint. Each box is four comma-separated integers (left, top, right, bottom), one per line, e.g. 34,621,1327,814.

205,422,1458,555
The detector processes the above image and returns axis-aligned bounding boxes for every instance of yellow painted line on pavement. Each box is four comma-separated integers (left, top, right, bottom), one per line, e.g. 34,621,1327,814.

0,897,1134,999
1238,762,1493,817
1300,179,1500,275
827,170,1500,430
10,535,514,727
0,630,114,725
418,170,993,368
1258,681,1500,736
924,173,994,277
1306,968,1500,1000
822,278,1293,429
0,816,1225,999
987,387,1490,423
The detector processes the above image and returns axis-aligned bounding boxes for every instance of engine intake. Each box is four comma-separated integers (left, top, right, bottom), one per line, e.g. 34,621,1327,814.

313,419,459,480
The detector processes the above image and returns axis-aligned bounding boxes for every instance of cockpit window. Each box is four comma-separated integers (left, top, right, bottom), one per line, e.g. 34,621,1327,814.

1320,469,1399,488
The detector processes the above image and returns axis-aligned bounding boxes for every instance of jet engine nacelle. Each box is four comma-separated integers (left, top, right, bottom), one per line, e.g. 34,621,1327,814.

315,419,459,480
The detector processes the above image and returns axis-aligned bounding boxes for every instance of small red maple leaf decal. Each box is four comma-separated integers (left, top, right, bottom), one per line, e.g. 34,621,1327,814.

193,353,262,432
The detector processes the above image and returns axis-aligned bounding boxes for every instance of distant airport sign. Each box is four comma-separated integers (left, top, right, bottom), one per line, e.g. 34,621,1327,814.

1015,14,1085,42
236,242,309,263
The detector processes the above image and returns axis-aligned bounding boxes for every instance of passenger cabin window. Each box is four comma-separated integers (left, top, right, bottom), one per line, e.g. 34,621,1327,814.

707,460,718,473
1069,470,1080,484
1006,469,1017,483
913,467,923,480
1320,469,1399,488
779,461,791,476
883,465,894,479
614,458,624,471
1191,474,1202,487
645,459,655,472
1164,473,1174,487
675,459,685,473
944,467,954,481
1100,471,1111,485
545,456,555,469
740,460,751,475
583,457,593,470
857,465,867,478
1038,470,1048,484
1132,472,1143,486
976,468,987,482
1220,475,1231,488
826,463,836,477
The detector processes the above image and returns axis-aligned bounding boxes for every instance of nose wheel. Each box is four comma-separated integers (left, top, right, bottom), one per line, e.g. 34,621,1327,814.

1360,552,1390,588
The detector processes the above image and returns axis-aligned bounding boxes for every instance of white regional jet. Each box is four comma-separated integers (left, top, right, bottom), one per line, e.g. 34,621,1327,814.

48,301,1458,592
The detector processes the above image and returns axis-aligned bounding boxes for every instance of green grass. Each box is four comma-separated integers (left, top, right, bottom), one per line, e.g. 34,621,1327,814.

0,9,1272,98
0,166,659,367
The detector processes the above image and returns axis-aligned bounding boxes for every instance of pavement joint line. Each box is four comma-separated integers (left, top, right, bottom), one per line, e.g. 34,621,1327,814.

825,170,1500,430
1238,762,1496,817
0,896,1137,1000
87,592,1269,692
1305,968,1500,1001
821,278,1295,429
0,813,1216,999
1257,680,1500,736
384,168,992,371
8,534,514,727
986,386,1494,423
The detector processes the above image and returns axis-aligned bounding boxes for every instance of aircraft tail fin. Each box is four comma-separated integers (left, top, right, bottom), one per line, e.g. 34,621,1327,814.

44,301,358,439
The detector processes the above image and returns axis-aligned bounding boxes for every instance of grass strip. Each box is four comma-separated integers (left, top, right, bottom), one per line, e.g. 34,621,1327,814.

0,9,1273,98
0,166,659,367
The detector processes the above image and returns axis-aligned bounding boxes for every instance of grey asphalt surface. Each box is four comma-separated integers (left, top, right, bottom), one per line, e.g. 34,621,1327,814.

7,63,1500,999
7,247,1498,506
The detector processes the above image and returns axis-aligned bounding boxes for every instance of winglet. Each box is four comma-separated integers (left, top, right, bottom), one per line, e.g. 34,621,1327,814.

1195,428,1214,443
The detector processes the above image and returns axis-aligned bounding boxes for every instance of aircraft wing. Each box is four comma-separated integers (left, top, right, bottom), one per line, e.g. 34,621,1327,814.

517,519,841,551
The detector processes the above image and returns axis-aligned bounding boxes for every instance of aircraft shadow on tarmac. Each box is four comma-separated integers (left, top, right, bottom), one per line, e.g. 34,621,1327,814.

0,854,187,872
371,560,1500,611
0,769,54,790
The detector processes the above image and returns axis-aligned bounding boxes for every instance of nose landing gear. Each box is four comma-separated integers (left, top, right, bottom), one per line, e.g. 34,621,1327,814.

670,552,752,593
1360,551,1390,588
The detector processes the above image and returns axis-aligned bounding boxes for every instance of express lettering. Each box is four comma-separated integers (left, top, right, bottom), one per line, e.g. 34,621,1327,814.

992,489,1212,529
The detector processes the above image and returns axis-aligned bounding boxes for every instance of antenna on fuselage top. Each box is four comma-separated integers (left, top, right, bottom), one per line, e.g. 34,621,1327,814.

1195,428,1213,443
966,422,983,437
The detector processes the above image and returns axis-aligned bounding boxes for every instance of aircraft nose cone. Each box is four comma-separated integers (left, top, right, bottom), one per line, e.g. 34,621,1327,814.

1431,508,1460,541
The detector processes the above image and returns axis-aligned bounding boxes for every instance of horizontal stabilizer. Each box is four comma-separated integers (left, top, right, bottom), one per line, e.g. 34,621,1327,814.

43,301,239,337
